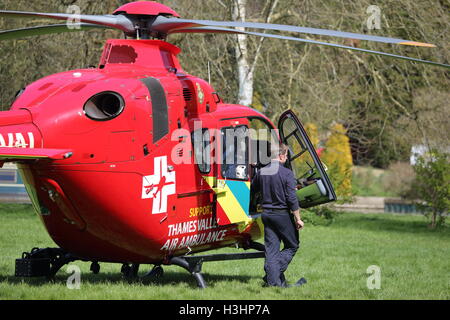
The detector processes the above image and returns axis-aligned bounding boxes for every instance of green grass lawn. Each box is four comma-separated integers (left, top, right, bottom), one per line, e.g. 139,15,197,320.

0,203,448,300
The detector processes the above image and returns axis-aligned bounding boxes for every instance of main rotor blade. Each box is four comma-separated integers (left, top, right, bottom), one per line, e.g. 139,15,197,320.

173,26,450,69
0,23,110,40
155,16,436,48
0,10,134,34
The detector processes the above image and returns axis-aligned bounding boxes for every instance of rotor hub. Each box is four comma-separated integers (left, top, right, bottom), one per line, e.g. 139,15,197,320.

113,1,180,18
112,2,180,40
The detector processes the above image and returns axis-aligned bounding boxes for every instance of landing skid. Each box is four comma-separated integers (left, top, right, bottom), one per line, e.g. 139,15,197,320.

121,247,266,289
14,242,266,289
166,241,266,289
168,250,265,289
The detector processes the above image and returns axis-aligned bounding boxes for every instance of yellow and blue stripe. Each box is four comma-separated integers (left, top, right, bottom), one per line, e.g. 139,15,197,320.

202,176,253,229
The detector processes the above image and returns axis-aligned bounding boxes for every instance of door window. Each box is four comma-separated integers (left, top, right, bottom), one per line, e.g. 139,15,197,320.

221,125,249,180
278,111,336,208
282,117,316,181
248,117,279,167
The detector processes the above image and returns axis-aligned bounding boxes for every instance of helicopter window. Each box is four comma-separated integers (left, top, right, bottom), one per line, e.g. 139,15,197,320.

281,117,315,181
221,126,249,180
84,91,125,121
192,128,211,174
248,117,278,167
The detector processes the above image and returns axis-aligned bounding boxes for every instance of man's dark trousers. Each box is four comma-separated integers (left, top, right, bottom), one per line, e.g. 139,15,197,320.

262,210,299,287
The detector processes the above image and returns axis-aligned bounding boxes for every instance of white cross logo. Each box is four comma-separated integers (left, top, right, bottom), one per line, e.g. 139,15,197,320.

142,156,176,214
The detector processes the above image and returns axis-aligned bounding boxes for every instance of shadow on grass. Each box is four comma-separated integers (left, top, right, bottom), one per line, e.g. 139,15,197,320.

0,269,258,289
333,213,450,237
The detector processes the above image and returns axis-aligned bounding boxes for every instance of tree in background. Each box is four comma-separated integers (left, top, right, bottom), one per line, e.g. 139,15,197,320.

231,0,278,106
0,0,448,171
0,0,125,109
304,122,319,149
321,123,353,199
407,149,449,229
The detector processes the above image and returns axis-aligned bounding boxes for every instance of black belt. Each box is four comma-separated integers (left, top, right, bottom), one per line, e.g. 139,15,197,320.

263,208,290,213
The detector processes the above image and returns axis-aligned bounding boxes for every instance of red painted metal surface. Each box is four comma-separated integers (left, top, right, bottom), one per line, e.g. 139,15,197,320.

113,1,180,17
0,38,272,264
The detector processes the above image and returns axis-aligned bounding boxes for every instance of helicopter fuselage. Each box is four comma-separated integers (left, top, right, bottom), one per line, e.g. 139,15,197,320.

2,39,270,263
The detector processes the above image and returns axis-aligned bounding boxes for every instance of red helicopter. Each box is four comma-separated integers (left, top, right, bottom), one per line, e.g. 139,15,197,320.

0,1,448,288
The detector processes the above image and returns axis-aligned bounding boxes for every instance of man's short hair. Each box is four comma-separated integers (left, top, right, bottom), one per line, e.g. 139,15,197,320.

271,143,289,159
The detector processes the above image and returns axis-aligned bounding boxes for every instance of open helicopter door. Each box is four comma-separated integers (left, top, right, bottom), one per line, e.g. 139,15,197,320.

206,118,253,226
278,110,337,208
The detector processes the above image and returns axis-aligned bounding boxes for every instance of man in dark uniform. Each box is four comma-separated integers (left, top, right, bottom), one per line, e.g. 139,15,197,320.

252,143,305,288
